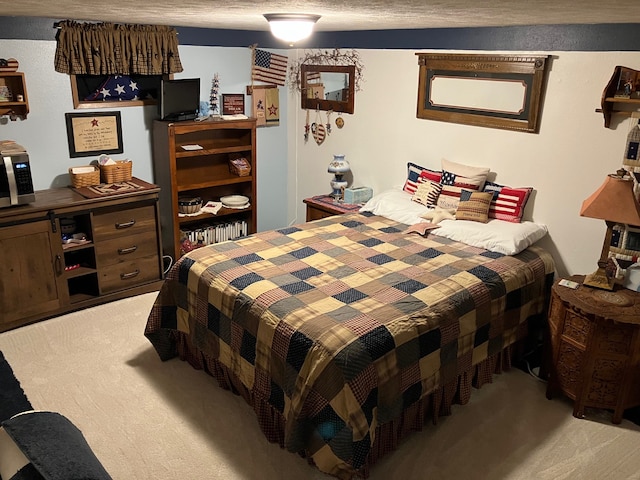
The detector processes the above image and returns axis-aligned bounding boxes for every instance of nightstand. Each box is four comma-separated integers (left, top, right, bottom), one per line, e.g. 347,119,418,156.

545,275,640,424
303,195,362,221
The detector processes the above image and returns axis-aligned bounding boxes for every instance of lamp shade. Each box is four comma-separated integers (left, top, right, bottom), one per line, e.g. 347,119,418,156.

580,174,640,226
263,13,321,44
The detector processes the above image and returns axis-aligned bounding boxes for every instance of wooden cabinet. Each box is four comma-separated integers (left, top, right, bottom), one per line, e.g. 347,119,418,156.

0,72,29,120
546,275,640,423
0,187,164,332
152,118,257,260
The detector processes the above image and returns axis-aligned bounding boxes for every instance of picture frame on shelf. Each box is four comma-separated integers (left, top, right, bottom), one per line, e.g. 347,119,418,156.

222,94,245,115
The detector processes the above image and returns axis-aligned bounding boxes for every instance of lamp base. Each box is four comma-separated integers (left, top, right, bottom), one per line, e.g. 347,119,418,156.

582,267,615,290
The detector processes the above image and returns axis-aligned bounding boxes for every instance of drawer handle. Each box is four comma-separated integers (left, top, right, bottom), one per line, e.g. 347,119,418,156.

120,269,140,280
115,220,136,229
118,246,138,255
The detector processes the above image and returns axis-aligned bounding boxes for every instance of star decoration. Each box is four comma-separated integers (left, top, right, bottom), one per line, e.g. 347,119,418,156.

115,84,126,95
129,80,138,92
91,118,99,127
421,206,456,224
268,104,278,116
100,87,110,98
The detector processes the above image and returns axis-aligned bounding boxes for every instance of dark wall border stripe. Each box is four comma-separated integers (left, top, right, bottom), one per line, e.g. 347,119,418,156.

1,16,640,51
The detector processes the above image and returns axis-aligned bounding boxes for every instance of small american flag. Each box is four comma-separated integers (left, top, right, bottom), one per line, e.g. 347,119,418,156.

252,49,288,86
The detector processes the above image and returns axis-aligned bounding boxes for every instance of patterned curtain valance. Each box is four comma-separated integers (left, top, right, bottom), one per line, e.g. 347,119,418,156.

54,20,183,76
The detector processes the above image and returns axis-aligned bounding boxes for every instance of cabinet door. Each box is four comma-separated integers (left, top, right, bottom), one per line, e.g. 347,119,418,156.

0,220,64,329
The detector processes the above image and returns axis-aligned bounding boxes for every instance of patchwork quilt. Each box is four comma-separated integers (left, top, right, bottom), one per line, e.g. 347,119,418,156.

145,212,555,478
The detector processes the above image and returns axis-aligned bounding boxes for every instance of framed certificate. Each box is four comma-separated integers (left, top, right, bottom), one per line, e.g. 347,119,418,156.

65,111,123,158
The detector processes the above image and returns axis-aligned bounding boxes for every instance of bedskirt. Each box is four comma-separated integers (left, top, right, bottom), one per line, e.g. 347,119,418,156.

167,324,525,479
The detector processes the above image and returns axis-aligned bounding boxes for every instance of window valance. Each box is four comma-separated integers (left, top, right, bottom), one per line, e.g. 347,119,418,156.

54,20,183,76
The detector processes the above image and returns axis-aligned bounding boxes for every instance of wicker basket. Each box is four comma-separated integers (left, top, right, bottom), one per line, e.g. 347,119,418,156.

100,160,132,184
69,165,100,188
228,157,251,177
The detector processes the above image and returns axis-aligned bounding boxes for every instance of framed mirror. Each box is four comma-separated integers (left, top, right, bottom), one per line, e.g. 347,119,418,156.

301,64,355,114
416,54,550,133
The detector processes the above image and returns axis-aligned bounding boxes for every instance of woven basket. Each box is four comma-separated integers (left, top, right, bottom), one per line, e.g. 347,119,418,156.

100,160,132,184
69,165,100,188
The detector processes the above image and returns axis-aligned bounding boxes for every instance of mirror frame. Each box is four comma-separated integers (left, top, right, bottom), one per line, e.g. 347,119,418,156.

301,64,356,114
416,53,550,133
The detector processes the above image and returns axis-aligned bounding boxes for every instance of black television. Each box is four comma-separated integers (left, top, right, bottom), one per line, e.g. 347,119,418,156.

158,78,200,121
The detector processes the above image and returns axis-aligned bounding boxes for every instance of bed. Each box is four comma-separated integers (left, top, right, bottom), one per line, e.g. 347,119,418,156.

145,179,556,478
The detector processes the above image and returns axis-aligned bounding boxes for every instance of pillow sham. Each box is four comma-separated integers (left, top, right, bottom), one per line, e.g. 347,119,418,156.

403,162,442,195
411,180,442,207
437,159,490,210
455,190,492,223
483,181,533,223
430,218,548,255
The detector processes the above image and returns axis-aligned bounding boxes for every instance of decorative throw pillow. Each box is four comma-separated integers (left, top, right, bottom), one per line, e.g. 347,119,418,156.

438,158,490,208
455,190,493,223
483,181,533,223
403,162,442,195
437,159,490,210
411,180,442,207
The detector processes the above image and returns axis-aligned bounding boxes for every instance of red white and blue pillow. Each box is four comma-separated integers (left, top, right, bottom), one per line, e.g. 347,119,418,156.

403,162,442,194
436,159,490,210
483,181,533,223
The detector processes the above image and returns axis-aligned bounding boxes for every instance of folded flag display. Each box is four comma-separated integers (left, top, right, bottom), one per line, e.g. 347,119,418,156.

84,75,140,101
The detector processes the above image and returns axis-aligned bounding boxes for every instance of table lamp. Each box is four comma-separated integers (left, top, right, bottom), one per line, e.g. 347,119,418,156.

580,168,640,290
328,154,350,202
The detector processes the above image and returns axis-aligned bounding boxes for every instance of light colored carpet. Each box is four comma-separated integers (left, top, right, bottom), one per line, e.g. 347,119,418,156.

1,293,639,480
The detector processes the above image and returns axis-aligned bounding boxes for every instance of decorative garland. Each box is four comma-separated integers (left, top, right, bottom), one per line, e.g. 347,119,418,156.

289,49,364,93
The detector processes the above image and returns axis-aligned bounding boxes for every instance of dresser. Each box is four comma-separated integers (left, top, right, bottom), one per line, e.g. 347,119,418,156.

545,275,640,423
0,184,164,332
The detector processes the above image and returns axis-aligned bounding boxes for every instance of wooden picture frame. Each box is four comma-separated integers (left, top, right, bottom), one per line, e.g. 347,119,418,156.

65,111,124,158
222,94,245,115
416,54,551,133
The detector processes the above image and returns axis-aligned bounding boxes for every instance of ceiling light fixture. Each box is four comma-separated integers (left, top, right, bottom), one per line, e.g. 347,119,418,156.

263,13,321,45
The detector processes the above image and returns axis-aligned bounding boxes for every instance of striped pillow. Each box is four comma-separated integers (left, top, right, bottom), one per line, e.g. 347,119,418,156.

483,181,533,223
403,162,442,194
411,180,442,207
455,190,492,223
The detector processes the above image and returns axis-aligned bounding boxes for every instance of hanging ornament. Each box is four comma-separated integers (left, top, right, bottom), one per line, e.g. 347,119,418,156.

326,110,333,135
335,113,345,129
313,109,326,145
304,109,310,143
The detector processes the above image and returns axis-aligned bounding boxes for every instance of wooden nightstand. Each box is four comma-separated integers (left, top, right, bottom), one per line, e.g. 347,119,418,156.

546,275,640,423
303,195,362,221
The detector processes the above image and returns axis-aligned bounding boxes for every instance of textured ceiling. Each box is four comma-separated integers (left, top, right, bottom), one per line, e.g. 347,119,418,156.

2,0,640,32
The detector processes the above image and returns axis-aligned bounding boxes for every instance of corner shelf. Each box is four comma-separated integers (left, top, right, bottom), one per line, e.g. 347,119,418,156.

598,66,640,128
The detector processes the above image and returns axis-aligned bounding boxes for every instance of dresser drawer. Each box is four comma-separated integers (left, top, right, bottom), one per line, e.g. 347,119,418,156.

93,205,156,242
99,254,161,294
95,230,158,267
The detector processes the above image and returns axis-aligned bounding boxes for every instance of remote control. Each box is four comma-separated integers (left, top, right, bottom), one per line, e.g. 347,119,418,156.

559,279,580,289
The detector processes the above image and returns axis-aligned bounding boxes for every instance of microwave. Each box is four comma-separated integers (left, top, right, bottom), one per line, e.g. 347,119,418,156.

0,152,35,208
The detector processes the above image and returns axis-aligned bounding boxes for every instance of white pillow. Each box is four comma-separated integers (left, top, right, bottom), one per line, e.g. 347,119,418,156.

360,187,430,225
430,218,548,255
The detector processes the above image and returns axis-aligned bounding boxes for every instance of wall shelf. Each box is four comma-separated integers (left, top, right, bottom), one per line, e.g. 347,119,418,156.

598,66,640,128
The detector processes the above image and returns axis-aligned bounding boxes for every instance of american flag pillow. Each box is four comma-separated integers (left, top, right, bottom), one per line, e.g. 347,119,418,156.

403,162,441,194
436,159,490,210
483,181,533,223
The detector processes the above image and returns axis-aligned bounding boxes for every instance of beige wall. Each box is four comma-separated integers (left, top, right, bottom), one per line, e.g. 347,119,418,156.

288,49,640,278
